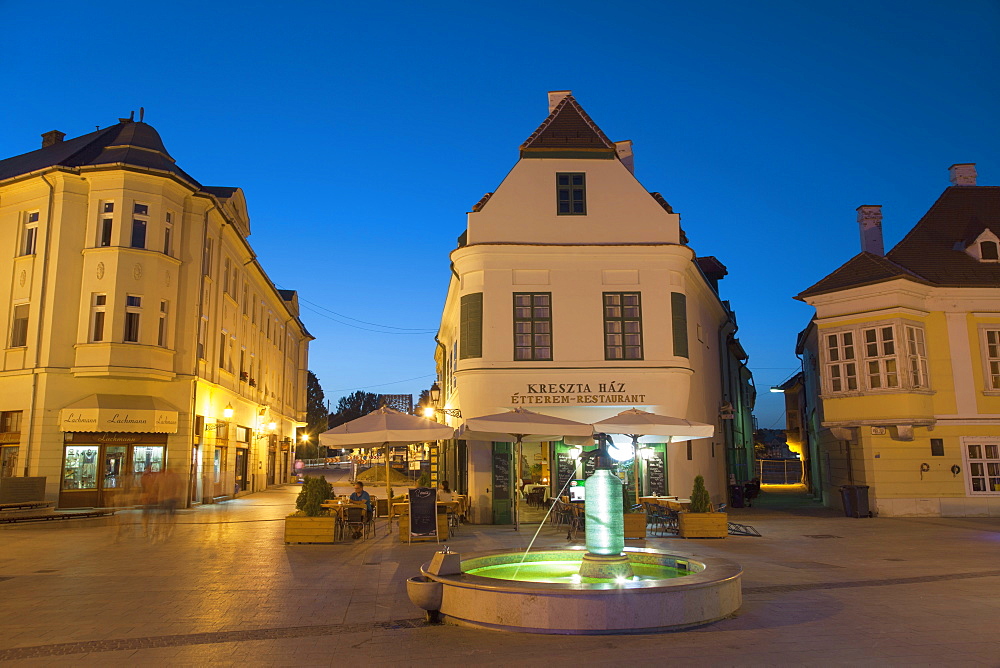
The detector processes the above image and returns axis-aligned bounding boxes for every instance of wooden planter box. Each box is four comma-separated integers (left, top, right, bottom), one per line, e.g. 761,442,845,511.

284,513,337,544
623,512,647,540
678,512,728,539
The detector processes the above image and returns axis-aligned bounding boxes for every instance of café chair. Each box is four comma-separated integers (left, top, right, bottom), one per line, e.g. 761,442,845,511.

345,506,369,540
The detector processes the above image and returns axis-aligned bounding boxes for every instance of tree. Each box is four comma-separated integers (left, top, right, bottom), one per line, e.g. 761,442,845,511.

414,388,431,417
300,371,327,458
328,391,383,429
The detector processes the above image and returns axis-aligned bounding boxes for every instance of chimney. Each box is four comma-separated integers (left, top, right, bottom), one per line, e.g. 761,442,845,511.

547,90,571,113
41,130,65,148
857,205,884,256
615,140,635,174
949,163,977,186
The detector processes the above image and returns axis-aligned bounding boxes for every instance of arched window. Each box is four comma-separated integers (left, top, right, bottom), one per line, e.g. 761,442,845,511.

981,240,999,261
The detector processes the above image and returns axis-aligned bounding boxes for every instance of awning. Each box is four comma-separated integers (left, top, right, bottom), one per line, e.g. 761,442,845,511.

59,394,180,433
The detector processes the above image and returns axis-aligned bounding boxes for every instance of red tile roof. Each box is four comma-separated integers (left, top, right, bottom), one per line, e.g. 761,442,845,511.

520,94,616,158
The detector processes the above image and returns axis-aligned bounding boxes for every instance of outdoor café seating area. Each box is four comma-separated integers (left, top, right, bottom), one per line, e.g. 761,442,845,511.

314,492,470,544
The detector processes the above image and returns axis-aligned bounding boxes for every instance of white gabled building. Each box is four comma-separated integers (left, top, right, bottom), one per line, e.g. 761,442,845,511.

432,92,754,524
0,117,312,508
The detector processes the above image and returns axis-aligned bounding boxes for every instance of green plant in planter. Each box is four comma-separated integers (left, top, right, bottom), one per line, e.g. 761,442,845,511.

689,475,712,513
295,475,333,517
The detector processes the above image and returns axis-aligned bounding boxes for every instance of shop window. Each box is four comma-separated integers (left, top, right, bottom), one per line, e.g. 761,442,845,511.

102,446,127,489
131,203,148,249
604,292,643,360
63,445,100,489
1,446,18,477
214,447,224,483
460,292,483,359
20,211,39,256
964,441,1000,494
9,303,29,348
513,292,552,361
556,173,586,215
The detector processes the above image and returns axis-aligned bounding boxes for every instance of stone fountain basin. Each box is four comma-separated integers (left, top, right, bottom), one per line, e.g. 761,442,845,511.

418,547,742,634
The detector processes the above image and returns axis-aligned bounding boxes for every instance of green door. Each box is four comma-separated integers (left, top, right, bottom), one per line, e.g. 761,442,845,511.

492,442,513,525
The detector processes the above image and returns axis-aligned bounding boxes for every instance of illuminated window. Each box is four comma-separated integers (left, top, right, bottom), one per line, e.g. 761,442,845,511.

604,292,643,360
556,173,586,215
513,293,552,360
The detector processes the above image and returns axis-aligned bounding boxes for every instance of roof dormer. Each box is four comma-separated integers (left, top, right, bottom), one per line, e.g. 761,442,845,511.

965,228,999,263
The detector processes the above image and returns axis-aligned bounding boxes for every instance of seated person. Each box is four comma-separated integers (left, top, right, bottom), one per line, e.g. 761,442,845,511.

349,481,373,519
437,481,454,503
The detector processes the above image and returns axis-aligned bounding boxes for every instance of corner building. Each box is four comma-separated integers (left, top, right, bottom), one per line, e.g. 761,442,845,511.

796,164,1000,517
0,118,311,508
434,92,755,524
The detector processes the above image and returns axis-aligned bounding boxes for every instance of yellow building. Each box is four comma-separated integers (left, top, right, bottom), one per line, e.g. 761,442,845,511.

797,164,1000,516
0,117,311,508
431,92,755,523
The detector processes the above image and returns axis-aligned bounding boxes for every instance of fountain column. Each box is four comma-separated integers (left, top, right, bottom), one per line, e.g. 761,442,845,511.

579,435,634,580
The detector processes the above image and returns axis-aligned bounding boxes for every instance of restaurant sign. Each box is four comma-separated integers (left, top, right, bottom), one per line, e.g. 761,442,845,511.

509,381,647,406
59,408,179,433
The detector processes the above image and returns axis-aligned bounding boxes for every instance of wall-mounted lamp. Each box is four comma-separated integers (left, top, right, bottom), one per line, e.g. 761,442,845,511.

300,433,310,443
425,381,462,418
223,403,234,419
267,421,276,432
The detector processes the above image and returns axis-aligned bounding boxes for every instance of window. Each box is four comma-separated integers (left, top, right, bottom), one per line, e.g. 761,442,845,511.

513,293,552,360
20,211,39,256
157,300,168,347
203,238,214,276
981,241,999,261
0,411,22,433
460,292,483,359
197,317,208,359
985,329,1000,391
219,332,227,369
223,258,231,293
825,332,858,392
131,203,148,249
671,292,688,358
964,441,1000,494
931,439,944,457
163,211,173,255
823,321,930,395
863,326,898,389
91,294,107,342
123,295,141,342
9,304,28,347
556,173,586,215
242,283,249,316
604,292,643,360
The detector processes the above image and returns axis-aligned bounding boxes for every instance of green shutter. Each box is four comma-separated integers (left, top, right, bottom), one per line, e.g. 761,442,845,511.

460,292,483,359
671,292,688,358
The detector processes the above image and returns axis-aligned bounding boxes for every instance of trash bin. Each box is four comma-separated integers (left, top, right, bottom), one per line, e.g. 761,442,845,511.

840,485,870,517
728,484,745,508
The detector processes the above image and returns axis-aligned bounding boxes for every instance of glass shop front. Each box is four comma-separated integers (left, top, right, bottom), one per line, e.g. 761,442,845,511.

60,432,168,508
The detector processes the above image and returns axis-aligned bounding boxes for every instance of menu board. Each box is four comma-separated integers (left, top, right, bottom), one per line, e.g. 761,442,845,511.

492,450,510,500
556,452,575,495
408,487,438,537
647,452,665,496
583,453,597,479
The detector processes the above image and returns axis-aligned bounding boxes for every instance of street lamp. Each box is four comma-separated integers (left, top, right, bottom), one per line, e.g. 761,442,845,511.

223,403,234,419
424,381,462,418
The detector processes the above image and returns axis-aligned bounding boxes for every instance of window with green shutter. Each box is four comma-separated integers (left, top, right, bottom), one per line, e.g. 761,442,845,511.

671,292,688,358
460,292,483,359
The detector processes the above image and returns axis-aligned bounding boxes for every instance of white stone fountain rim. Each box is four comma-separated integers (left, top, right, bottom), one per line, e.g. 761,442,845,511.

421,547,742,595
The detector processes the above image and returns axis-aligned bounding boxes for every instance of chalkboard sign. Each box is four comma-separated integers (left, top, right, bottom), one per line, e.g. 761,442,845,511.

583,452,597,479
408,487,438,537
556,452,575,495
492,450,510,500
647,452,665,496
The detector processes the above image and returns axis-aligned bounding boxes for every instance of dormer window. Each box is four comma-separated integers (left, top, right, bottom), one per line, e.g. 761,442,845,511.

965,229,1000,262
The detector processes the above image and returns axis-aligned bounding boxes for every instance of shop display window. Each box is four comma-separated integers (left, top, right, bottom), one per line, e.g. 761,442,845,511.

1,446,19,477
63,445,100,489
132,446,164,474
103,446,127,489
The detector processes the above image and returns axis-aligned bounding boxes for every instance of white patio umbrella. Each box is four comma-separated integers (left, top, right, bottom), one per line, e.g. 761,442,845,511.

319,406,455,508
592,408,715,499
457,407,593,530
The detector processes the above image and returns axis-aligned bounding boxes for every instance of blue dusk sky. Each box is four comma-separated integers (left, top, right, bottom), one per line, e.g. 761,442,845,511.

4,1,998,428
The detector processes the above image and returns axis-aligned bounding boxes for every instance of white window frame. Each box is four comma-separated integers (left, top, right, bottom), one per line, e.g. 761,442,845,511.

123,295,142,343
20,211,39,256
99,201,115,247
91,294,107,342
130,202,149,249
980,327,1000,393
821,319,929,396
961,438,1000,496
157,300,168,347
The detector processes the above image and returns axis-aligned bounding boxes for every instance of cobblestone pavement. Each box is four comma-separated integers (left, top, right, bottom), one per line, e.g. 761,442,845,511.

1,482,999,667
